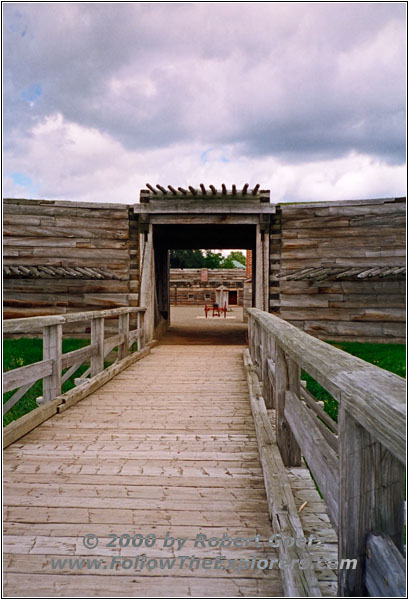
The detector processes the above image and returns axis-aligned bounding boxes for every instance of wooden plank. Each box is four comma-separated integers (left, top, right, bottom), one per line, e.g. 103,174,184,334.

90,317,104,377
242,349,322,597
364,533,406,597
3,224,129,240
118,313,129,361
61,345,96,370
3,344,285,598
3,307,145,334
338,406,405,596
3,203,128,219
42,324,62,402
284,391,339,529
300,387,338,434
274,346,301,467
3,382,36,415
3,360,53,394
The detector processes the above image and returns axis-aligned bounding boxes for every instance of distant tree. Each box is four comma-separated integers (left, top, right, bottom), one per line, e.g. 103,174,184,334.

203,250,225,269
169,249,205,268
169,249,246,269
222,251,246,268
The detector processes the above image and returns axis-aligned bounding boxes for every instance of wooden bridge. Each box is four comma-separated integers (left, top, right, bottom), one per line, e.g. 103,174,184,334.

3,307,406,597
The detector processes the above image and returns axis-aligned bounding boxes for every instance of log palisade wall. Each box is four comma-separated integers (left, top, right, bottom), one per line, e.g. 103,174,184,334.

270,197,406,343
3,196,406,342
3,199,138,334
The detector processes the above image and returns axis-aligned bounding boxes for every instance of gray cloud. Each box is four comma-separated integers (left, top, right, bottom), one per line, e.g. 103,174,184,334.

2,2,406,202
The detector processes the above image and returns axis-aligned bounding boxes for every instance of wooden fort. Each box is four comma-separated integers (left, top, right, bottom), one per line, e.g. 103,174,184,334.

3,188,405,341
2,185,406,597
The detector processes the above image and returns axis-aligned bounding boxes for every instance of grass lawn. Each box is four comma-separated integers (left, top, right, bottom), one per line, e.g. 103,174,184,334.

302,341,406,422
3,338,91,427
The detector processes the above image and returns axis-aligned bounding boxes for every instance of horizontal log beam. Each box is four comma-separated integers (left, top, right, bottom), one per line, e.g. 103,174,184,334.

284,390,339,529
3,307,146,334
3,360,53,394
243,350,322,597
364,533,406,597
61,345,97,370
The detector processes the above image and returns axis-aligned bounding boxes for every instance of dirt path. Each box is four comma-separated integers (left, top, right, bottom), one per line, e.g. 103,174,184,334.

162,306,248,345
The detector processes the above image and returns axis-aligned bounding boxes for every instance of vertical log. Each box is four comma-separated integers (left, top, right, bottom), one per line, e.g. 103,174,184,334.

338,405,405,596
137,311,145,350
118,313,129,360
42,324,62,402
248,314,255,361
275,345,301,466
264,329,275,409
91,317,104,377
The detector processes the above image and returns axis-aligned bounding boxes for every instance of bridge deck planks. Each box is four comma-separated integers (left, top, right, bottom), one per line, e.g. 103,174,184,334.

3,345,283,597
3,345,337,597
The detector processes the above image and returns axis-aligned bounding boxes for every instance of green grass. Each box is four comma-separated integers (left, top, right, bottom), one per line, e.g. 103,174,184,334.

3,338,406,427
301,341,406,422
3,338,91,427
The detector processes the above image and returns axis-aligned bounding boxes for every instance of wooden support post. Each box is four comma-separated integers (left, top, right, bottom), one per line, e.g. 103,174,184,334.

42,324,62,402
263,327,274,409
118,313,129,360
338,406,405,596
275,345,301,466
248,314,254,361
91,317,104,377
137,311,145,350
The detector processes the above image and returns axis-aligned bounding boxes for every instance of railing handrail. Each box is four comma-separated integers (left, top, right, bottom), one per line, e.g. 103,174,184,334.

3,307,146,334
247,307,406,465
247,307,405,596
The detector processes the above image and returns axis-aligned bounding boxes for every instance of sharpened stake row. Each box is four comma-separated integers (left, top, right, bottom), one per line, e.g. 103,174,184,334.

145,183,263,196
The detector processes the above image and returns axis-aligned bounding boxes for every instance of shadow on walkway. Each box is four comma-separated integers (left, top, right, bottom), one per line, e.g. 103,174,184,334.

161,306,248,345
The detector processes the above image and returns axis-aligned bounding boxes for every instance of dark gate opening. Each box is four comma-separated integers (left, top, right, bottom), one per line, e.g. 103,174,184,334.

152,224,256,332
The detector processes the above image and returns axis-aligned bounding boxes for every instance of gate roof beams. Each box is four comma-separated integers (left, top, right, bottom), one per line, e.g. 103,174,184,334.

136,185,274,216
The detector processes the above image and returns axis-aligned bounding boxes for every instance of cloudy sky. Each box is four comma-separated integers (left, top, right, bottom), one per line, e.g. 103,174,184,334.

3,2,406,204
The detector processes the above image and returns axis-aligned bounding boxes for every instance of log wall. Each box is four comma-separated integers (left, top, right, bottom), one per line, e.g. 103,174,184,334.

3,199,136,334
3,196,406,343
270,198,406,342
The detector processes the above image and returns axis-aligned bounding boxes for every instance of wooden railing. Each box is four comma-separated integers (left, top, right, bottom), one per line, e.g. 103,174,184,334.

3,307,146,417
247,308,406,597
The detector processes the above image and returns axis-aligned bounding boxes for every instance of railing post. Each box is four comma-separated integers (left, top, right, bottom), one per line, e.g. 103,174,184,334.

118,313,129,360
248,314,254,358
42,323,62,402
262,326,274,409
338,404,405,596
91,317,104,376
137,311,145,351
275,345,301,466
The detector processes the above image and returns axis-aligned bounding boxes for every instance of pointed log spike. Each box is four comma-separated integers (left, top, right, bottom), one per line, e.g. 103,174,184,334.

177,187,187,194
188,186,197,195
168,185,178,195
242,183,249,195
146,183,158,194
156,184,167,194
200,184,207,195
252,184,260,195
232,185,237,195
221,184,227,194
209,185,217,195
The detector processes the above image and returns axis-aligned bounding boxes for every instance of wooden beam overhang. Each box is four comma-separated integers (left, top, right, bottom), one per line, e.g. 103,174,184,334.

135,184,274,215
